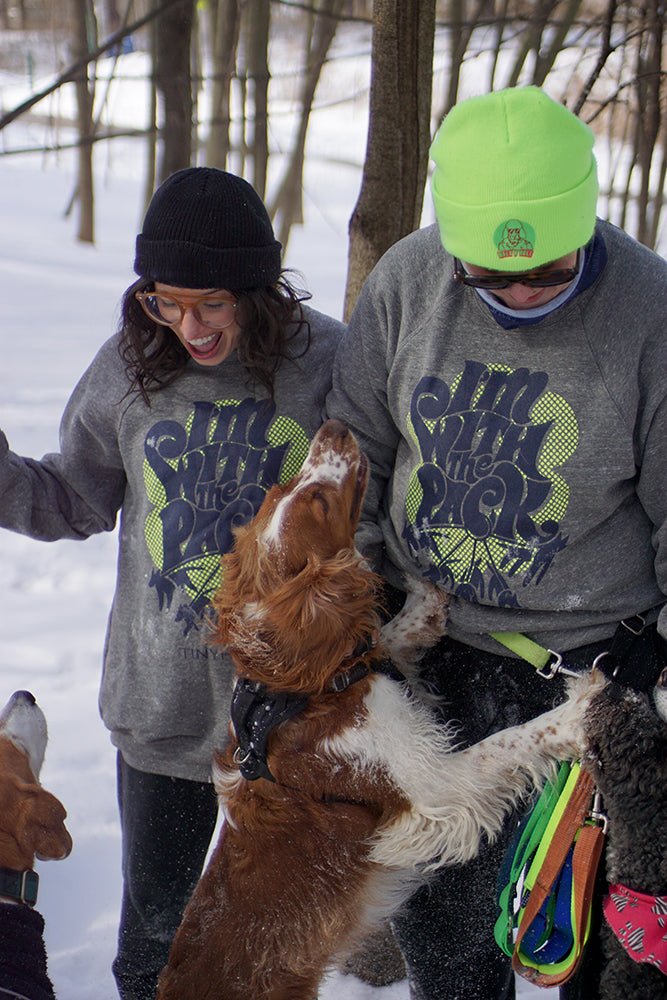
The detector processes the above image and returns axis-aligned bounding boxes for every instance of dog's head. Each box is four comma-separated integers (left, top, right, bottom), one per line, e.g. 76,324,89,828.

212,420,383,691
0,691,73,870
250,417,369,573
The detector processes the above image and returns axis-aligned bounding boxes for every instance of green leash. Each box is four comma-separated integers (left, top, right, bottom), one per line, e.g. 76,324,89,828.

494,760,573,957
490,631,577,678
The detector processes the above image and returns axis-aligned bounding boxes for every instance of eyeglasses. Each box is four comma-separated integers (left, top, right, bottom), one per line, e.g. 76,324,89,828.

135,289,237,329
453,251,580,290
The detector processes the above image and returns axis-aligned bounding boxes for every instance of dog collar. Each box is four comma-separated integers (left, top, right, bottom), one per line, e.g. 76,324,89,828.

0,867,39,907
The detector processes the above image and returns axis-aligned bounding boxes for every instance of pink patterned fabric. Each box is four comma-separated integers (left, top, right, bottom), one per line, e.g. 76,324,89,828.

603,883,667,973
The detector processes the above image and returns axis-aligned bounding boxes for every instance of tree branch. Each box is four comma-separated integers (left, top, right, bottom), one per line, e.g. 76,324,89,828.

0,0,184,131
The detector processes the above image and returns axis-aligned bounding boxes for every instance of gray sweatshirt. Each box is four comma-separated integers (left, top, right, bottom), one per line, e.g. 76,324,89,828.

327,221,667,654
0,305,343,780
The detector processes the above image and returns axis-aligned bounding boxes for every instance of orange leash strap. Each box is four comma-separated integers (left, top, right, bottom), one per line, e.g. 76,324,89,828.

571,820,606,946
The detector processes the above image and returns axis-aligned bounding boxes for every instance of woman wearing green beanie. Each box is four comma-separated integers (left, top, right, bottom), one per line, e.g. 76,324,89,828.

328,86,667,1000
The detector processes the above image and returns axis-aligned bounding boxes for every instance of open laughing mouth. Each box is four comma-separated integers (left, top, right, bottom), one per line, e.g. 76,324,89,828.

185,331,224,359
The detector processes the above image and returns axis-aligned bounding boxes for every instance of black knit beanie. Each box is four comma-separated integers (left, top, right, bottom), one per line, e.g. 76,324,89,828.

134,167,282,290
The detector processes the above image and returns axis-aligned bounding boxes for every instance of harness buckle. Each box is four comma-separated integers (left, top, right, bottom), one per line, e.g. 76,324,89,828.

331,672,352,693
592,650,615,675
621,613,646,636
587,790,609,835
233,745,252,766
19,870,38,907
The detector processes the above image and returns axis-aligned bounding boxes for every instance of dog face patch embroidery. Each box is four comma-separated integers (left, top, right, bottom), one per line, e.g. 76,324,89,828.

494,219,535,260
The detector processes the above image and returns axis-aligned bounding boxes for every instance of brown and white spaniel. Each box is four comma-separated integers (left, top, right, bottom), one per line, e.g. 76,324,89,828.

157,419,604,1000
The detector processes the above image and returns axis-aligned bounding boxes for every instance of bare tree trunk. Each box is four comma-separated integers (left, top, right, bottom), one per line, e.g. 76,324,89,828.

343,0,435,320
143,9,159,217
206,0,242,169
505,0,557,88
155,0,195,181
243,0,270,198
486,0,510,91
571,0,618,116
531,0,582,86
439,0,492,120
70,0,96,243
633,0,663,248
269,0,344,252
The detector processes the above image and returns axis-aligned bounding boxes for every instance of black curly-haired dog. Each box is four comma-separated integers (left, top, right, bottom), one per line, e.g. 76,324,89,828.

581,666,667,1000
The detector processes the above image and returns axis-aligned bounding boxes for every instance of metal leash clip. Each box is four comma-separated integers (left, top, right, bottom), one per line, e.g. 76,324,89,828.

536,650,581,680
586,789,609,835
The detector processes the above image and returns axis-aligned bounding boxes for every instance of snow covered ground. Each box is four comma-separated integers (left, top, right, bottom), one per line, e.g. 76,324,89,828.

1,37,549,1000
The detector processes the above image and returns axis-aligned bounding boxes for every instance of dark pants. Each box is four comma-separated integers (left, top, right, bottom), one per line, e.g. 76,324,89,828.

391,634,573,1000
112,754,218,1000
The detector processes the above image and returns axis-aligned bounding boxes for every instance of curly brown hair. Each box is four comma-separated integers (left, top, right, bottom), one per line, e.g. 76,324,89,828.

118,272,312,404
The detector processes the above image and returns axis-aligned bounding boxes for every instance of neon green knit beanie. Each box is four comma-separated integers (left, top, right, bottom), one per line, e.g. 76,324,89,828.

430,87,599,269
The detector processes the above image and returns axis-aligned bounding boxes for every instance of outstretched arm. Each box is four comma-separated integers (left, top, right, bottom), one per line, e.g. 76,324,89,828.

0,338,126,541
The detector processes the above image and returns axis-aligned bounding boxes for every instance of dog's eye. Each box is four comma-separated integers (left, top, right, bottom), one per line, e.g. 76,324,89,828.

311,490,329,516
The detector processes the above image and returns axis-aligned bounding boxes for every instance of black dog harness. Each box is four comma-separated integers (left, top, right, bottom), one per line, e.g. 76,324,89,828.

230,650,406,783
231,680,308,783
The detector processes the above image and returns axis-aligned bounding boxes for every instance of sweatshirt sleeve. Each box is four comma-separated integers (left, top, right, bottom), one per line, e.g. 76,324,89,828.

0,339,127,541
326,272,399,566
635,388,667,642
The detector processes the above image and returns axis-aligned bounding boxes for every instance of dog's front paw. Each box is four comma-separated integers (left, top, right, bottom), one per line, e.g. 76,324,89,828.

555,668,609,758
565,665,608,704
403,574,449,614
381,578,449,658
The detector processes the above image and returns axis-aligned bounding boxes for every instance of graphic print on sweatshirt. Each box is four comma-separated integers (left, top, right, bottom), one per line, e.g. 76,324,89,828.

143,397,309,635
403,362,578,606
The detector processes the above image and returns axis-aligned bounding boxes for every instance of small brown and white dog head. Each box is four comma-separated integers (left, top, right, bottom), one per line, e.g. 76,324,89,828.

245,416,369,573
0,691,72,871
211,419,382,693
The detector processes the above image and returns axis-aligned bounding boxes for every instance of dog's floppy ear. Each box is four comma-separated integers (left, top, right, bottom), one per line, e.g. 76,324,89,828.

16,780,73,861
249,551,384,691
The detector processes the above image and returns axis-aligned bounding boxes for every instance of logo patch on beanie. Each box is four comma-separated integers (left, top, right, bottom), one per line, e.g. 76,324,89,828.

494,219,535,260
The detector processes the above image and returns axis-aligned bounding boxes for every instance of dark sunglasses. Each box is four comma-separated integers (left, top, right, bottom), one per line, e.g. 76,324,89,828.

453,250,580,290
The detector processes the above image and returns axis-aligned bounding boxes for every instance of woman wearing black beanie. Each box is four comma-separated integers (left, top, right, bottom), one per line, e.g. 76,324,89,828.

0,167,344,1000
